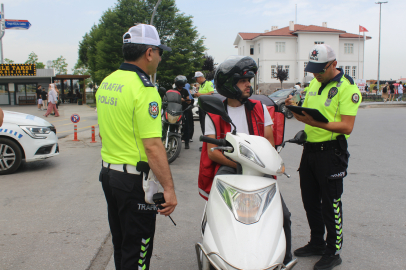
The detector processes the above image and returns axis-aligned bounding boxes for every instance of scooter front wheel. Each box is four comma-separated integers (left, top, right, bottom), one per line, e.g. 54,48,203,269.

166,135,182,163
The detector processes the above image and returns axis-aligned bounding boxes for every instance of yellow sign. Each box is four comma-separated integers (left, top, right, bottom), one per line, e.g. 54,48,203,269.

0,64,36,76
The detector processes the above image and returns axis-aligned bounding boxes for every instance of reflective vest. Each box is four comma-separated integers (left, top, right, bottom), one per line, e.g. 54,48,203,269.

198,99,264,200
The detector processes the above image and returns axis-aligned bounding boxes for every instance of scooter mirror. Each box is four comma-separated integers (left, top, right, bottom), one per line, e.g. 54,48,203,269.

198,95,232,124
288,130,307,145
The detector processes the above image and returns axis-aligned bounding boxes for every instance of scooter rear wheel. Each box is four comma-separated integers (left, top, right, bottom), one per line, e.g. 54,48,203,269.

166,135,182,163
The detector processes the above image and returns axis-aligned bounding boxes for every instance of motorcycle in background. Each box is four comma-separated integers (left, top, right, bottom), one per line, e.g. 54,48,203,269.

161,90,192,163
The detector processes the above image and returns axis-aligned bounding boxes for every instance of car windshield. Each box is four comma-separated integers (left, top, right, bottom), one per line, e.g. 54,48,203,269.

269,89,292,98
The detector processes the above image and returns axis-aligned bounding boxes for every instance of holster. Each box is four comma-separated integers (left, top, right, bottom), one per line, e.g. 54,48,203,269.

336,135,348,152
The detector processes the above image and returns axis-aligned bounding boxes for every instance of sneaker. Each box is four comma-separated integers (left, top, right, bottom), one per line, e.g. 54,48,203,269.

314,254,342,270
190,139,193,142
294,242,326,257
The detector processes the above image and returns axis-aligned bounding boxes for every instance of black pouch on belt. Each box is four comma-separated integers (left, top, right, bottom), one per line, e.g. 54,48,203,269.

136,161,150,179
336,135,348,151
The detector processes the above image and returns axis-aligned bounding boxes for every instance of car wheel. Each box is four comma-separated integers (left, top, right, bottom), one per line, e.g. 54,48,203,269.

0,138,23,175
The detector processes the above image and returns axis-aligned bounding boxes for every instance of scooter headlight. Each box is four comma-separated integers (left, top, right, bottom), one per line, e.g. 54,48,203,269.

217,180,277,224
239,143,265,168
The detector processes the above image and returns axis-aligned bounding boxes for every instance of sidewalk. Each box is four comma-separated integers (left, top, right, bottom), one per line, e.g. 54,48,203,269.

359,100,406,108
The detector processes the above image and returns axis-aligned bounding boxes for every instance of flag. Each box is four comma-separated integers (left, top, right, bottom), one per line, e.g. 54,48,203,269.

359,25,368,32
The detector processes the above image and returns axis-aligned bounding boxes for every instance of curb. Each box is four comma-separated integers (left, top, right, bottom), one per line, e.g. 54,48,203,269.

359,101,406,109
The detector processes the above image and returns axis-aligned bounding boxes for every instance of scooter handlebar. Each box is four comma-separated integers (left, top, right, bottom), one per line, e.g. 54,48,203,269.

199,135,227,146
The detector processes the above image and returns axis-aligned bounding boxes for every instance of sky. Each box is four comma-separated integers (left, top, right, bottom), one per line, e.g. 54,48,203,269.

1,0,405,80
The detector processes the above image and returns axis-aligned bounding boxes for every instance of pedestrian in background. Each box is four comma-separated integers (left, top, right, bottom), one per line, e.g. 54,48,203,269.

382,83,388,102
0,107,3,127
397,83,403,101
41,88,48,110
36,85,43,110
389,83,395,102
44,84,60,117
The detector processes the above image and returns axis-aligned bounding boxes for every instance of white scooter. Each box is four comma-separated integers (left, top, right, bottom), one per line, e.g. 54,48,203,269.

195,96,305,270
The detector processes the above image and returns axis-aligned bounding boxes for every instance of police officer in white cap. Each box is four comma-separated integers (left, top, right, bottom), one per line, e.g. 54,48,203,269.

286,44,362,270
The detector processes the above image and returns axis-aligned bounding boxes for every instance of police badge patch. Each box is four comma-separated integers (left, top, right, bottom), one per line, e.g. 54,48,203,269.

351,93,360,104
325,87,339,106
149,102,159,119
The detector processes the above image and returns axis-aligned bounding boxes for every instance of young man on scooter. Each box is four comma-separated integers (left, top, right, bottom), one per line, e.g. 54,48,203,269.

198,55,296,268
174,75,192,149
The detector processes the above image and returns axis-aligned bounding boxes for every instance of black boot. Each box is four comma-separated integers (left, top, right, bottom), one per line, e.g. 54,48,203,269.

314,254,342,270
294,242,326,257
185,144,190,149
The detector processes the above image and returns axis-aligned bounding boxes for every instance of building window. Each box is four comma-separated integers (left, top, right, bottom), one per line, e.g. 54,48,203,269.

271,65,277,78
344,43,354,54
345,66,350,75
258,43,260,54
304,62,308,77
285,65,290,78
314,41,324,44
339,66,343,70
276,42,285,53
352,66,357,79
250,45,254,55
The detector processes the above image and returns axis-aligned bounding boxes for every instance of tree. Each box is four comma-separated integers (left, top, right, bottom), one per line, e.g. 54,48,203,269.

276,67,288,89
202,54,216,81
4,58,14,64
52,56,68,74
23,52,45,68
25,51,39,64
77,0,206,88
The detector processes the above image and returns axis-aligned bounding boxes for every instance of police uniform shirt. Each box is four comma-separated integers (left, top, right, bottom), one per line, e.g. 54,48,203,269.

198,80,214,94
96,63,162,166
303,68,361,143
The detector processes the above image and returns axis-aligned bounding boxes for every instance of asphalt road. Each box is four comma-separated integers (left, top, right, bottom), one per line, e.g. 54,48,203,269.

1,106,405,270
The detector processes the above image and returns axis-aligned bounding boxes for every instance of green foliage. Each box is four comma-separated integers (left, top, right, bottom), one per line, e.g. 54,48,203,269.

52,56,68,74
4,58,14,64
72,59,92,88
25,51,39,64
36,62,45,69
276,68,288,89
202,54,216,81
77,0,206,88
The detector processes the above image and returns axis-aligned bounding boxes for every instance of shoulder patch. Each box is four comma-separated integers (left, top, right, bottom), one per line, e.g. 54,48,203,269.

149,102,159,119
136,71,154,87
351,93,360,104
344,74,355,85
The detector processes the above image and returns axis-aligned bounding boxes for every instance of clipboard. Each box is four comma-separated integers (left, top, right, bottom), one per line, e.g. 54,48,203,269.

286,105,329,123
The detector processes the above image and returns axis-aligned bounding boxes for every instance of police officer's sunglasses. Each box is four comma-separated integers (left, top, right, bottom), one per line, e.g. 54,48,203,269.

151,47,163,56
142,46,163,56
317,59,336,75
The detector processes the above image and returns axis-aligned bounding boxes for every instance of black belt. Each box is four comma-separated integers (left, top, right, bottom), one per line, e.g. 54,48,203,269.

304,140,341,152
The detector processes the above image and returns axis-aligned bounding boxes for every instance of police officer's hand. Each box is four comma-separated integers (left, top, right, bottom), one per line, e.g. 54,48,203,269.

158,189,177,216
293,111,316,126
195,92,202,97
285,95,294,106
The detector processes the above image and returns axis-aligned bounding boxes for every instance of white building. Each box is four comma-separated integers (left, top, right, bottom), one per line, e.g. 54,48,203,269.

234,22,371,92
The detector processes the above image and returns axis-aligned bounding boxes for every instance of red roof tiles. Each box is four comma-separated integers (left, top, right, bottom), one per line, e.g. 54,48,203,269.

238,24,371,40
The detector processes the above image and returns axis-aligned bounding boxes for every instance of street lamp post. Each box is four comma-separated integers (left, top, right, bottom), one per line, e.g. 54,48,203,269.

376,1,388,94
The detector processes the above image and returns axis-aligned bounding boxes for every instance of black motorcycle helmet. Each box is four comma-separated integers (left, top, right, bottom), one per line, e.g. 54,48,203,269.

214,56,257,100
174,75,187,88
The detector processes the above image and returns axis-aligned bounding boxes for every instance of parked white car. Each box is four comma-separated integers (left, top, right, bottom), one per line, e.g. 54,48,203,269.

0,111,59,175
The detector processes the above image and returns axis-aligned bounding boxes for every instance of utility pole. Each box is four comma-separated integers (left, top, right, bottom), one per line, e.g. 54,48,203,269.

0,4,5,64
150,0,162,85
376,1,388,93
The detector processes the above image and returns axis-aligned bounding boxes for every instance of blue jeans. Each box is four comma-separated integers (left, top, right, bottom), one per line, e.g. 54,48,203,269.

397,94,403,101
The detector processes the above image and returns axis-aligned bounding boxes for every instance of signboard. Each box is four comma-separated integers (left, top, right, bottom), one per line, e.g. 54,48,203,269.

357,79,366,92
5,19,31,30
71,114,80,123
0,64,36,76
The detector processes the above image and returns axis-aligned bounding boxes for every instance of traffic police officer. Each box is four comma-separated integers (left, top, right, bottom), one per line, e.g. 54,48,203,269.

193,71,214,150
96,24,177,270
286,44,361,270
